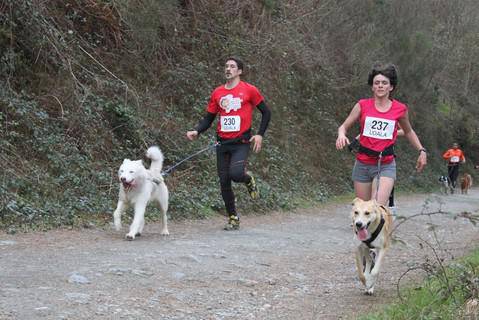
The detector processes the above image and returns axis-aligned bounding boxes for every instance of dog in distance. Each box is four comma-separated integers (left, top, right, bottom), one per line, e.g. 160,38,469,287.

460,173,473,194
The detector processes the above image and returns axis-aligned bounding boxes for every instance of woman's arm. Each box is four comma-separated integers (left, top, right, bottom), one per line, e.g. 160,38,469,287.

398,111,427,172
336,103,361,150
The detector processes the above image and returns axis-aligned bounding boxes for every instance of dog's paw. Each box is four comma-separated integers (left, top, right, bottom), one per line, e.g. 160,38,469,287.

160,228,170,236
365,276,376,294
125,233,136,241
364,287,375,295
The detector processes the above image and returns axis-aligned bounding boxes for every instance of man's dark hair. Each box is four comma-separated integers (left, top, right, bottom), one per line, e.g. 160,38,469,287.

367,63,398,90
225,56,244,71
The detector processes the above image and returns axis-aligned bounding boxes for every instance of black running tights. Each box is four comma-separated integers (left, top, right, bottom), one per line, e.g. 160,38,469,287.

216,143,252,216
448,165,459,188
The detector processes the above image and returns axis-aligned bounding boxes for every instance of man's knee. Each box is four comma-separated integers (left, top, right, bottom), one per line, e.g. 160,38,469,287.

230,171,246,182
229,161,247,182
218,171,231,188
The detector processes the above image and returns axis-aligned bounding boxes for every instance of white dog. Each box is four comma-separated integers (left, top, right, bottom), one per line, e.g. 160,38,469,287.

113,146,169,240
351,198,393,295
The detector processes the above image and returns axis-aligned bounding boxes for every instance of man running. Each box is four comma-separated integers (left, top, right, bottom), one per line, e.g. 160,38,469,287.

186,57,271,230
442,142,466,191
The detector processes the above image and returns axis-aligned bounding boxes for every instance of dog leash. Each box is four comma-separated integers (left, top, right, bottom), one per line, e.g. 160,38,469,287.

161,141,220,177
161,135,253,177
374,153,383,202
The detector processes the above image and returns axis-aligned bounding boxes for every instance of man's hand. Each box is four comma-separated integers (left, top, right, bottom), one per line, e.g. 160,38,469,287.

186,130,198,141
250,135,263,153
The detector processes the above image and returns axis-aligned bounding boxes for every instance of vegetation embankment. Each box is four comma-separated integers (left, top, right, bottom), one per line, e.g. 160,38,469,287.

0,0,478,230
361,248,479,320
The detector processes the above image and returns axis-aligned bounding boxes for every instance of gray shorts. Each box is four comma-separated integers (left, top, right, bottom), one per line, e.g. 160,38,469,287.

352,159,396,183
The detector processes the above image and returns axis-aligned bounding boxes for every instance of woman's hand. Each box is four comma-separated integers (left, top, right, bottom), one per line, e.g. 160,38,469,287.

416,152,427,172
336,134,350,150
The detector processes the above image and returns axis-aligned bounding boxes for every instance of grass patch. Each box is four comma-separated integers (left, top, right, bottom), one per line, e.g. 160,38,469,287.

360,248,479,320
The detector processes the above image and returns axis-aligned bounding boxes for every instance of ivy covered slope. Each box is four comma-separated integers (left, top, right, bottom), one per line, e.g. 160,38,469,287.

1,1,478,230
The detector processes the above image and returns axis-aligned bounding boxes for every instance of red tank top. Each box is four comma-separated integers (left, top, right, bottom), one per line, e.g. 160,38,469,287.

356,98,407,165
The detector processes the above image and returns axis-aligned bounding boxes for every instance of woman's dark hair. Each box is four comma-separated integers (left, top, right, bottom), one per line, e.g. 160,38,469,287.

367,63,398,90
225,56,244,71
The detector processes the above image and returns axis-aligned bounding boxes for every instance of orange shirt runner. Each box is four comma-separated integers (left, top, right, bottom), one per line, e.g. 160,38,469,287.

442,148,465,165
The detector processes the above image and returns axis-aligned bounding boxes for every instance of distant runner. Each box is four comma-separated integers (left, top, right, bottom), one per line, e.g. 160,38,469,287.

442,142,466,191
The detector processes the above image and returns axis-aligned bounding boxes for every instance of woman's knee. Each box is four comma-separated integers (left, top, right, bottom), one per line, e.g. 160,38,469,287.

354,181,372,201
375,178,395,205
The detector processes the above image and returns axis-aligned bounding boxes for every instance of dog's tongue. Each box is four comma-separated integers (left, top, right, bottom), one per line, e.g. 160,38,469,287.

357,228,369,241
123,181,134,189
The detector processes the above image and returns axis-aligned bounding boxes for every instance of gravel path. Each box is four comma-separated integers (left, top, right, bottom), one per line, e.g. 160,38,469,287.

1,189,478,320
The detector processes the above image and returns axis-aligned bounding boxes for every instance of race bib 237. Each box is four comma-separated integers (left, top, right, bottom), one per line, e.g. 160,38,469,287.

362,116,395,140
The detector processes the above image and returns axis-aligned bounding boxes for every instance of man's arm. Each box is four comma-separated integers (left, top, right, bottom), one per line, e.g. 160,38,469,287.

256,101,271,136
442,150,451,160
186,112,216,141
249,101,271,153
461,150,466,163
195,112,216,134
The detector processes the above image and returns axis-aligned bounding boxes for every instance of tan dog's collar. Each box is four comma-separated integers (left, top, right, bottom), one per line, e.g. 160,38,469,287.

362,216,385,248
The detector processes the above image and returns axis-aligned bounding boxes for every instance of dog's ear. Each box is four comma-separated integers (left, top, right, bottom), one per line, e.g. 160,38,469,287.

352,197,362,206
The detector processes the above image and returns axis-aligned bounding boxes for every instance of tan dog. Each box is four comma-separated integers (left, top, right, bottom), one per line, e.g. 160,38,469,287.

351,198,393,295
461,173,473,194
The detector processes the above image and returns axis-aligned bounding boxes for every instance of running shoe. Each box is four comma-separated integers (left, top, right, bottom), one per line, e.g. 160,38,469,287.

246,174,259,200
224,215,240,231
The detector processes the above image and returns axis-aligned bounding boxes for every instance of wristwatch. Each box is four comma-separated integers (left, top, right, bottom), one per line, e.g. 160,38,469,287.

419,148,427,154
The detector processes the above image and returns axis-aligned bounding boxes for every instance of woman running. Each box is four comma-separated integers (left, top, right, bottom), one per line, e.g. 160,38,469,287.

336,63,427,205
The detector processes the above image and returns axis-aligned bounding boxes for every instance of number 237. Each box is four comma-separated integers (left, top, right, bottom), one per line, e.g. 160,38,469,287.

371,120,389,131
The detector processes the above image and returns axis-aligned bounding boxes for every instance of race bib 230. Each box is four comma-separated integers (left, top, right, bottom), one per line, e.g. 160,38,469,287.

220,115,241,132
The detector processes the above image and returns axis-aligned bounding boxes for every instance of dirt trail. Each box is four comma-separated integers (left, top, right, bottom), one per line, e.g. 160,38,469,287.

1,190,478,320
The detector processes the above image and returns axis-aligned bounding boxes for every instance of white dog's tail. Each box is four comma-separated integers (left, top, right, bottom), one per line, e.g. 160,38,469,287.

146,146,164,176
